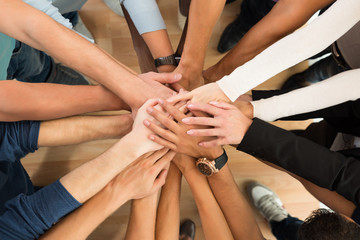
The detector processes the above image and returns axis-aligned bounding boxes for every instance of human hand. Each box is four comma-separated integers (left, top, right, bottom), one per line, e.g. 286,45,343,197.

171,64,204,91
130,72,182,113
182,101,253,147
143,99,223,159
203,64,225,84
111,148,176,200
233,94,254,119
172,154,198,176
167,82,230,106
127,99,164,157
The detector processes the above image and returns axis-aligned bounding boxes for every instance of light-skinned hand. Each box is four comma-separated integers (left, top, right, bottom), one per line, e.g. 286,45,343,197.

128,99,164,157
111,148,175,201
130,72,182,114
182,101,253,147
167,82,230,106
143,99,223,159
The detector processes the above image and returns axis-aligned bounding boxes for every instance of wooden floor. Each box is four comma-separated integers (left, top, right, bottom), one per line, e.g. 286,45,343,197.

22,0,319,239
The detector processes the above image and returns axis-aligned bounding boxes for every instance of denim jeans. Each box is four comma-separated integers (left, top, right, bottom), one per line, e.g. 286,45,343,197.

6,11,79,83
270,215,303,240
6,41,52,83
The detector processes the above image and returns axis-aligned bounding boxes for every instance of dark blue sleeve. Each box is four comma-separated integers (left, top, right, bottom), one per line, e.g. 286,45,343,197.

0,121,39,162
0,180,81,240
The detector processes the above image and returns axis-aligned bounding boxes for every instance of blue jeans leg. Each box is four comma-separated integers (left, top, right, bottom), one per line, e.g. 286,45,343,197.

6,41,52,83
270,215,303,240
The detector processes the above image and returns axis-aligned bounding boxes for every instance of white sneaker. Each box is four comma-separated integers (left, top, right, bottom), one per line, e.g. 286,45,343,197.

247,182,289,222
103,0,124,16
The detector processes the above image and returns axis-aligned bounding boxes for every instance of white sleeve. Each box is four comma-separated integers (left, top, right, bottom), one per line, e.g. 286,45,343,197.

251,69,360,121
216,0,360,102
22,0,94,43
121,0,166,35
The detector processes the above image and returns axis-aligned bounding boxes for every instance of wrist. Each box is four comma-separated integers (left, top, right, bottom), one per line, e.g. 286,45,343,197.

157,64,177,73
102,182,131,213
204,147,224,160
178,60,203,73
237,118,253,144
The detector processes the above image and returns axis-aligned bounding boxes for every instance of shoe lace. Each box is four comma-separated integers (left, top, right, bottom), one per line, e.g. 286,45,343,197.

257,194,288,222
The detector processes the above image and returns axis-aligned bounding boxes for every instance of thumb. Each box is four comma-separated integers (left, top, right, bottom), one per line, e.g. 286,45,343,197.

153,73,182,84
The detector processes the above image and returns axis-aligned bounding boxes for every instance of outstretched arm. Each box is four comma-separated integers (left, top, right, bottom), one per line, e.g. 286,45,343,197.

174,0,226,90
207,164,263,240
0,81,128,121
40,150,173,240
168,0,360,104
125,193,158,240
250,69,360,121
156,161,182,240
0,0,179,112
216,0,360,101
174,155,234,240
204,0,335,82
38,114,132,147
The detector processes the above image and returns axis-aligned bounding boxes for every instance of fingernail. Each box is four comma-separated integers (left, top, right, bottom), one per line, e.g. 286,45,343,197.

158,98,164,105
210,101,218,105
147,107,153,113
198,142,204,146
187,103,194,108
182,118,189,123
149,135,155,140
187,130,194,135
144,119,150,126
174,73,181,80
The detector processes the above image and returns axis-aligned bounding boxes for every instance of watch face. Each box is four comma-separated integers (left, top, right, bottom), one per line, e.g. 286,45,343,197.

196,162,213,176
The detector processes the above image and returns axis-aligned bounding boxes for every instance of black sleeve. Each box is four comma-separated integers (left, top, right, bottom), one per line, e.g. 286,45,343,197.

237,118,360,207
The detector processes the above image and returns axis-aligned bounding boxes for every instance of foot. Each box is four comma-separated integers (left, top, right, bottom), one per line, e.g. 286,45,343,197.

46,63,90,85
179,219,195,240
217,15,248,53
247,182,288,222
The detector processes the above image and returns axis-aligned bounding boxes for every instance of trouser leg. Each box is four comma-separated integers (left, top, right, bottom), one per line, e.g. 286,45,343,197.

7,41,52,83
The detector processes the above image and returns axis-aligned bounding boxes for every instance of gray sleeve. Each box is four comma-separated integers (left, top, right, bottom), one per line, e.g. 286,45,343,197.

51,0,88,14
121,0,166,35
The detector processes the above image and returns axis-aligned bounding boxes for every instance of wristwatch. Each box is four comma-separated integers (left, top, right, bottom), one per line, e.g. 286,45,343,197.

196,150,228,176
154,54,181,67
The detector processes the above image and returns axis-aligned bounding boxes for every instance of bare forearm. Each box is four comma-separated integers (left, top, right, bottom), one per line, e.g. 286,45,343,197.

208,165,263,240
0,81,127,121
125,193,158,240
142,29,176,73
38,114,133,147
213,0,335,78
156,162,182,240
183,166,233,240
181,0,225,69
59,135,138,203
0,0,150,107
